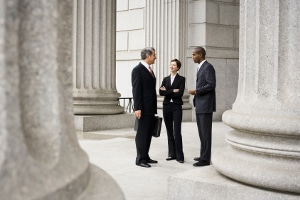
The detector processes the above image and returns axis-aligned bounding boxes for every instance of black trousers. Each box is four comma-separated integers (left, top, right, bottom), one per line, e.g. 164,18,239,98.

196,113,213,162
163,103,184,161
135,115,155,164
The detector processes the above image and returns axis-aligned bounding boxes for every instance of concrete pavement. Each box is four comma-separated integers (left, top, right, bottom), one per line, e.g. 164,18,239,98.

78,122,232,200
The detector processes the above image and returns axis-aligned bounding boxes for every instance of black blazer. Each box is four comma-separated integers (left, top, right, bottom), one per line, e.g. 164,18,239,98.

159,74,185,105
131,62,157,115
193,61,216,114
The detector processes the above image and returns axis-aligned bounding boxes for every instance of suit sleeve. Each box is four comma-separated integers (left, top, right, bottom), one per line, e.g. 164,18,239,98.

131,67,142,111
170,77,185,98
159,78,170,96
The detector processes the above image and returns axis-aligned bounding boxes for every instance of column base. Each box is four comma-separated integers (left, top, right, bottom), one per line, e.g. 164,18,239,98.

75,113,135,132
79,164,125,200
168,166,299,200
73,90,124,115
213,145,300,194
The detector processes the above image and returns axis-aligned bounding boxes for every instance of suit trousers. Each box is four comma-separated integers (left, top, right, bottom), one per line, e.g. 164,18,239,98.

196,113,213,162
135,115,155,164
163,103,184,161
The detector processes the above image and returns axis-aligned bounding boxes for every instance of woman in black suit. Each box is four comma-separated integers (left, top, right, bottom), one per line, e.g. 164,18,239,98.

159,59,185,163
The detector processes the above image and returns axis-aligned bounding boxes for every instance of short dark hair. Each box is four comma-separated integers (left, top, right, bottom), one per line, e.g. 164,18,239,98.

194,47,206,58
170,59,181,70
141,47,155,60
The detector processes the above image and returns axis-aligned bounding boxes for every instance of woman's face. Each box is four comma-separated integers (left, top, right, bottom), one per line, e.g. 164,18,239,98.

169,61,179,73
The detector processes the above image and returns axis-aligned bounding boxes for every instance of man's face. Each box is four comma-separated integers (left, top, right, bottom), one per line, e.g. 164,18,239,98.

192,50,202,64
146,50,157,65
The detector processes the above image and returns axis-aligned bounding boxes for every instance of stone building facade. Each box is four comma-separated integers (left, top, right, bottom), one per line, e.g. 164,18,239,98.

116,0,240,121
73,0,240,130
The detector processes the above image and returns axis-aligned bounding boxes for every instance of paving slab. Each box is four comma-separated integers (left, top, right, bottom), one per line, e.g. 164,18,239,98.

78,122,231,200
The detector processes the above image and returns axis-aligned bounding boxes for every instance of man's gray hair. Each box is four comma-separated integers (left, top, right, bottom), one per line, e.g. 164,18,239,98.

141,47,155,60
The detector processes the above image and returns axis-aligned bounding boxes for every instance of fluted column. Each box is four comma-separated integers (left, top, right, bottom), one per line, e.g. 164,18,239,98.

1,1,125,199
73,0,123,114
0,0,91,199
213,0,300,194
145,0,192,119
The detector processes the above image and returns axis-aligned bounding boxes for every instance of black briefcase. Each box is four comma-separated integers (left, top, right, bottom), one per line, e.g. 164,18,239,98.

152,116,162,137
134,118,138,131
134,116,162,137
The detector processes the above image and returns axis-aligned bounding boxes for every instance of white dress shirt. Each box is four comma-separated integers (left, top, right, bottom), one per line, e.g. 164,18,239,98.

141,61,151,72
170,73,177,102
197,60,206,72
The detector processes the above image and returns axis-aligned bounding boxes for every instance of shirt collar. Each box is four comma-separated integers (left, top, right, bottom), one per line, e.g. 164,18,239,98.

198,60,206,70
170,73,177,78
141,61,150,69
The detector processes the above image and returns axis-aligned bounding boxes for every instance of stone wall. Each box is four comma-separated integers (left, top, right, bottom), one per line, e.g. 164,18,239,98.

116,0,146,98
186,0,240,120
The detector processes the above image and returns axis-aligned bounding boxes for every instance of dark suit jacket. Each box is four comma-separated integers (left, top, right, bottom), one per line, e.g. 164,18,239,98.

131,62,157,115
159,74,185,105
194,61,216,114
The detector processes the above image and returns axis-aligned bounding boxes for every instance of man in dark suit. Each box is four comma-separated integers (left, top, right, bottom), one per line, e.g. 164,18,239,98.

189,47,216,167
159,59,185,163
131,47,158,168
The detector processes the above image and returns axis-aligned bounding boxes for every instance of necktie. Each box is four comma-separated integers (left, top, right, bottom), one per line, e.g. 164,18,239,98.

149,66,154,77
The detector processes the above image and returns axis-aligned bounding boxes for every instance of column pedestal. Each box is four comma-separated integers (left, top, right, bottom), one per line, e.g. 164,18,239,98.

75,113,135,132
168,166,299,200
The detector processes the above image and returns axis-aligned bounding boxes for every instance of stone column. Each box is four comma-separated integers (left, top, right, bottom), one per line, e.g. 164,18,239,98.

73,0,123,115
0,0,124,199
145,0,192,121
73,0,134,131
213,0,300,194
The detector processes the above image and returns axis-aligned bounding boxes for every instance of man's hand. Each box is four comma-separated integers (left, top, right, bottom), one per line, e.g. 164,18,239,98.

135,110,142,119
173,89,179,93
189,89,196,95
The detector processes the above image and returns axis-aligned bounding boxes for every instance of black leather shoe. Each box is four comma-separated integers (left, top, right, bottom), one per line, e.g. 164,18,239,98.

147,159,158,164
166,157,176,161
193,160,210,167
136,162,151,168
177,160,184,163
194,157,201,161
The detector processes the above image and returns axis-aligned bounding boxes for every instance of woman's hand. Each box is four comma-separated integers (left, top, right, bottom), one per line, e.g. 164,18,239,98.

160,86,166,90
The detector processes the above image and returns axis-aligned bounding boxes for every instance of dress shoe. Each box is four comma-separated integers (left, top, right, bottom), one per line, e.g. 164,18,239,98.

136,162,151,168
147,159,158,164
166,157,176,161
194,157,201,161
177,160,184,163
193,160,210,167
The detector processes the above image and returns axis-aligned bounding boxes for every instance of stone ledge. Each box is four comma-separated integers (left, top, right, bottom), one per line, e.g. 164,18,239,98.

75,113,135,132
168,166,299,200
